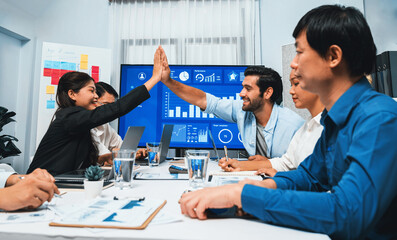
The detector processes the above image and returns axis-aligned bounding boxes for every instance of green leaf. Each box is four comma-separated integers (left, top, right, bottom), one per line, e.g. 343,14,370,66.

85,165,105,181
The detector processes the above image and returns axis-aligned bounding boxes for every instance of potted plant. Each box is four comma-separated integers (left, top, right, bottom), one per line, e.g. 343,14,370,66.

0,106,21,161
84,165,105,199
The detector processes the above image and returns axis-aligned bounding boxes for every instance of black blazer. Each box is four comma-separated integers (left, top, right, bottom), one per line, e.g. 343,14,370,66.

27,85,150,176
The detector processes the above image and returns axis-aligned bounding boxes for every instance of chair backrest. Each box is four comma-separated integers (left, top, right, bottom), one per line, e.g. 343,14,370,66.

0,163,15,172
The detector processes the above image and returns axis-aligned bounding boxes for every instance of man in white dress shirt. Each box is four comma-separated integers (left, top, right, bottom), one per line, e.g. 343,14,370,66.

92,82,147,165
91,82,123,165
219,69,324,175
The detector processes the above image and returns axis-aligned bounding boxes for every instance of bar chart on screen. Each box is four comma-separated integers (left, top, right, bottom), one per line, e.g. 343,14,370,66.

162,87,241,120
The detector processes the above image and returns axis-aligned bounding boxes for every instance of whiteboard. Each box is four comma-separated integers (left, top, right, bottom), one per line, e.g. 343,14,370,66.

37,42,111,148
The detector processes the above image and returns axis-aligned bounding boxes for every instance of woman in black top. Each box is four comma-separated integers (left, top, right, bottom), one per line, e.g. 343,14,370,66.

27,47,164,175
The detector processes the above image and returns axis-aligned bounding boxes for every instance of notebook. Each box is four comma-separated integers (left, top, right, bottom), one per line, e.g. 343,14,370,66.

50,198,166,230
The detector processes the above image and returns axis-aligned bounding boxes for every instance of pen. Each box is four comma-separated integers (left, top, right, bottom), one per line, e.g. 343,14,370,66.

55,192,67,198
113,196,145,201
224,146,229,162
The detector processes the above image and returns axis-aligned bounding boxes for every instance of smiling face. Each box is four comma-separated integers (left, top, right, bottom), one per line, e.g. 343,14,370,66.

239,75,265,112
289,69,319,110
68,80,98,110
290,31,333,94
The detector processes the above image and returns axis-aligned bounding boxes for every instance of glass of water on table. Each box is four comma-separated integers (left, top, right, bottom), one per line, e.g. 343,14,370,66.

112,149,135,189
146,142,160,167
186,150,209,189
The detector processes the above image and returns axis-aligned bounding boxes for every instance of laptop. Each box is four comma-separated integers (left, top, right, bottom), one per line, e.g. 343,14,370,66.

120,126,145,150
136,124,174,165
55,126,146,186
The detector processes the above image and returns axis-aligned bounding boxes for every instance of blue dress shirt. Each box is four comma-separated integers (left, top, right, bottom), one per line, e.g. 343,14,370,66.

241,77,397,239
204,93,304,157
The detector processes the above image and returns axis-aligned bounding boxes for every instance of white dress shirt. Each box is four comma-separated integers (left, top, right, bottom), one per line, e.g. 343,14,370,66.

91,123,123,156
269,113,323,172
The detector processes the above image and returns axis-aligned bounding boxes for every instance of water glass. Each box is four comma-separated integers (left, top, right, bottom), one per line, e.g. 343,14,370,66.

112,149,135,189
186,150,209,189
146,142,160,167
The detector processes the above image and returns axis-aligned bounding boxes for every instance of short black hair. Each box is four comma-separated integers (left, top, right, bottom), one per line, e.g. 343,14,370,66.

95,82,119,99
293,4,376,77
244,66,283,105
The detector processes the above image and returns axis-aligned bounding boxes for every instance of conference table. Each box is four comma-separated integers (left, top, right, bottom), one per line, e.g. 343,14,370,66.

0,160,329,240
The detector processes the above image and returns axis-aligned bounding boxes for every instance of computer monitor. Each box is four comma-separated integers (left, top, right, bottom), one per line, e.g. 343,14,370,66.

119,64,248,149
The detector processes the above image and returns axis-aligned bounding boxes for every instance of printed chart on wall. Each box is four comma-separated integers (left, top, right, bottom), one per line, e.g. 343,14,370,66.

37,42,111,147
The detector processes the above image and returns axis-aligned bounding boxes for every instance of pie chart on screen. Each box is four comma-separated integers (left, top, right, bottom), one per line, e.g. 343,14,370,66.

179,71,189,81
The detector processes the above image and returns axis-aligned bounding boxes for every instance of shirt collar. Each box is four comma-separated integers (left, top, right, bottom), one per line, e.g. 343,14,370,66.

307,112,322,130
326,77,371,127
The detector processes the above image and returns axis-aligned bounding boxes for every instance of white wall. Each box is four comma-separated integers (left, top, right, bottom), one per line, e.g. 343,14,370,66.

30,0,111,164
364,0,397,53
0,0,111,173
0,0,37,172
259,0,364,74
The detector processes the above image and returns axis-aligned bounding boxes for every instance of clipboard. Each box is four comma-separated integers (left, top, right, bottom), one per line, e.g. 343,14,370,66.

49,199,166,230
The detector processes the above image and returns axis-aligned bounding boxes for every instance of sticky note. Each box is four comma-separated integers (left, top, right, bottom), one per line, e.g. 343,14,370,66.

80,62,88,70
44,60,53,69
80,54,88,62
60,62,69,70
69,63,77,71
43,68,52,77
60,69,69,77
51,76,60,85
46,85,55,94
91,66,99,74
52,61,61,69
46,100,55,109
92,73,99,83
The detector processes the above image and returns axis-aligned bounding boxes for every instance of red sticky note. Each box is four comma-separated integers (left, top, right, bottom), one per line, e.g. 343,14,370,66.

43,68,52,77
51,69,60,78
51,76,60,85
60,69,68,77
91,66,99,74
92,73,99,83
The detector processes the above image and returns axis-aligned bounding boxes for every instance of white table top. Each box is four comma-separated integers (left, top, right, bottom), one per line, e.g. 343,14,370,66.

0,161,329,240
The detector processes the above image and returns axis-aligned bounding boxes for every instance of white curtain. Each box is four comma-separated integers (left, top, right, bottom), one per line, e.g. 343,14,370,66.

110,0,260,87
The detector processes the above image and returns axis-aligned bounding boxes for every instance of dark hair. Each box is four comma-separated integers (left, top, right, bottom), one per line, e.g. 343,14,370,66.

54,71,98,165
56,71,95,109
244,66,283,105
95,82,119,99
293,4,376,77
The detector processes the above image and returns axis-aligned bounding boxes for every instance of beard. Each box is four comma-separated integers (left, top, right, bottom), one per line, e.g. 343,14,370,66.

242,96,263,112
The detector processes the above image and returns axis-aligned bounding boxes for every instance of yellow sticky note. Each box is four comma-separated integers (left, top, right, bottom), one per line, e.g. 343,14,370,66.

80,62,88,70
46,85,55,94
80,54,88,62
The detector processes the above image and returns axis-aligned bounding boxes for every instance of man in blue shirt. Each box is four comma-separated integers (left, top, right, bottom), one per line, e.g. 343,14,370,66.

160,64,304,158
178,5,397,239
